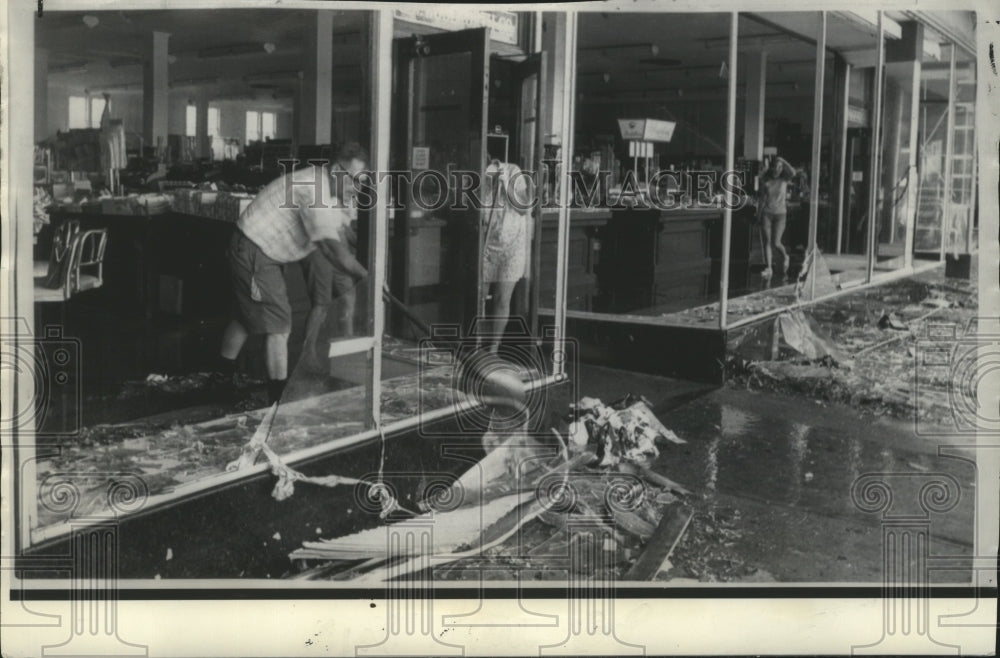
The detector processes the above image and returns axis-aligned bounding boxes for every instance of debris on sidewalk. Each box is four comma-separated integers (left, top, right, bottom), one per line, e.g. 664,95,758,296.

289,394,694,582
727,269,978,424
570,394,685,468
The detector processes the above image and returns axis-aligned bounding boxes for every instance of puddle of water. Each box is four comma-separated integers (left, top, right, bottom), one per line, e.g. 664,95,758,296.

655,388,975,523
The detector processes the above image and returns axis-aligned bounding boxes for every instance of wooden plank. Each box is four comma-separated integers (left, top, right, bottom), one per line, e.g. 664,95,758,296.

624,505,693,581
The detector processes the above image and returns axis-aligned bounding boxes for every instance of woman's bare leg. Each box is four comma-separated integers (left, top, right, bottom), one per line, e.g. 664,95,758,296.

487,280,517,353
760,217,773,276
771,213,789,273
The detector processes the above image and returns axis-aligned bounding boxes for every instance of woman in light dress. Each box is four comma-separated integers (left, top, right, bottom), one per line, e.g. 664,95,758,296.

481,158,533,353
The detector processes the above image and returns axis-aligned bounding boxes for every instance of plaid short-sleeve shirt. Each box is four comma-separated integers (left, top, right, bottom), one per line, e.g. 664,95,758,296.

237,165,349,263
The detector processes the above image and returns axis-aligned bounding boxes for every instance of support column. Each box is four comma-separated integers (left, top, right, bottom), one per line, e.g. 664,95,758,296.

743,50,766,161
3,0,38,553
886,20,924,269
806,11,827,300
940,44,956,261
195,91,210,159
297,10,335,148
35,48,49,142
142,31,170,157
718,13,738,329
833,56,851,255
541,13,568,146
866,13,885,283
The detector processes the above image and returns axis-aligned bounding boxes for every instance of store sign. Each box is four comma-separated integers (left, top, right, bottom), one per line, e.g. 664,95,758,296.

393,8,519,46
847,104,869,128
412,146,430,170
617,118,676,142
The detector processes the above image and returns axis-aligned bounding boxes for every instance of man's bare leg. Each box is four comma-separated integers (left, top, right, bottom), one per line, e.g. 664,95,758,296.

265,332,289,404
302,304,330,373
220,319,248,361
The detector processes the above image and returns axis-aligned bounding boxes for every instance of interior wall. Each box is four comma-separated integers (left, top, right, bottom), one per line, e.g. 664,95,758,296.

41,83,292,149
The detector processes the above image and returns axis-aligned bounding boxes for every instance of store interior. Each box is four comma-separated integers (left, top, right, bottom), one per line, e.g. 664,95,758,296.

22,8,978,541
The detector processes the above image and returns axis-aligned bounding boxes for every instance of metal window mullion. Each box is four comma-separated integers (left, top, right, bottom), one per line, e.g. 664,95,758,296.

835,61,851,256
367,8,393,429
553,12,577,376
808,12,827,301
718,12,738,330
941,44,956,262
866,12,885,284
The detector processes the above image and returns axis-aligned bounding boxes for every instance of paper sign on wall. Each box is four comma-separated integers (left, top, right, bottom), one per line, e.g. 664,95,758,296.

393,8,519,46
412,147,430,170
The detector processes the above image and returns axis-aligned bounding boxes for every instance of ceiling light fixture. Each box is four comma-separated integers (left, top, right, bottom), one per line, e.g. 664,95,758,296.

263,42,277,54
243,70,303,83
51,61,89,74
579,42,660,58
82,15,100,29
198,42,273,58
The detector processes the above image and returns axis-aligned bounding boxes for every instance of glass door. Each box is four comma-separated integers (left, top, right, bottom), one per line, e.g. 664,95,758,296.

388,28,489,339
485,52,546,352
381,27,490,426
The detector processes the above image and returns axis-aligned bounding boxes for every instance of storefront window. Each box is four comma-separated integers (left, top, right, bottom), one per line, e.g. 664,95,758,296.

875,60,916,274
913,45,953,256
556,12,732,328
724,12,832,325
946,60,976,254
28,8,381,541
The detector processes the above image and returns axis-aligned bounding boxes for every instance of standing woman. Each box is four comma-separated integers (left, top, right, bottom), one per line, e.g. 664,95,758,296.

481,158,532,353
757,155,797,279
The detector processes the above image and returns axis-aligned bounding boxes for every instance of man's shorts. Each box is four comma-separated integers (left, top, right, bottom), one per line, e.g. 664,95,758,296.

227,230,291,335
301,249,357,307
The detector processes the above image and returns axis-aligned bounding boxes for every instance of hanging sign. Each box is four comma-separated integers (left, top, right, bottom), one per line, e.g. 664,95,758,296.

393,8,519,46
618,118,676,143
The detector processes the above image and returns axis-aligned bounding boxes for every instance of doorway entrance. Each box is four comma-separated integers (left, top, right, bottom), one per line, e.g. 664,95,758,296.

387,28,545,352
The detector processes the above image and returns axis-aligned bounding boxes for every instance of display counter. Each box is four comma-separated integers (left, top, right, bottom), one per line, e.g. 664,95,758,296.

539,206,753,315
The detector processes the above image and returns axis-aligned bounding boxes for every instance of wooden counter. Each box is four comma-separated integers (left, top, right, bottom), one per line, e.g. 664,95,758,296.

45,209,320,321
538,208,611,311
537,206,751,314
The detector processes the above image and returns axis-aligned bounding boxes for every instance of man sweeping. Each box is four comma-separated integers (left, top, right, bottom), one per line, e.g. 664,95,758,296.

218,144,369,405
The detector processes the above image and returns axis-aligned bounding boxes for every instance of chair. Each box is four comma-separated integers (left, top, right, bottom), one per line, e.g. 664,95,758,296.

34,219,80,279
34,229,108,303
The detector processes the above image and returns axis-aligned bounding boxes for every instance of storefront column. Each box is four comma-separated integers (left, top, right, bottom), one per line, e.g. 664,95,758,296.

366,9,392,427
806,12,827,301
549,12,576,374
541,13,570,145
142,31,170,157
195,90,210,159
887,21,924,270
866,13,885,283
940,44,956,262
718,12,738,329
35,48,49,142
743,50,766,161
834,57,851,255
296,10,335,148
3,0,38,553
